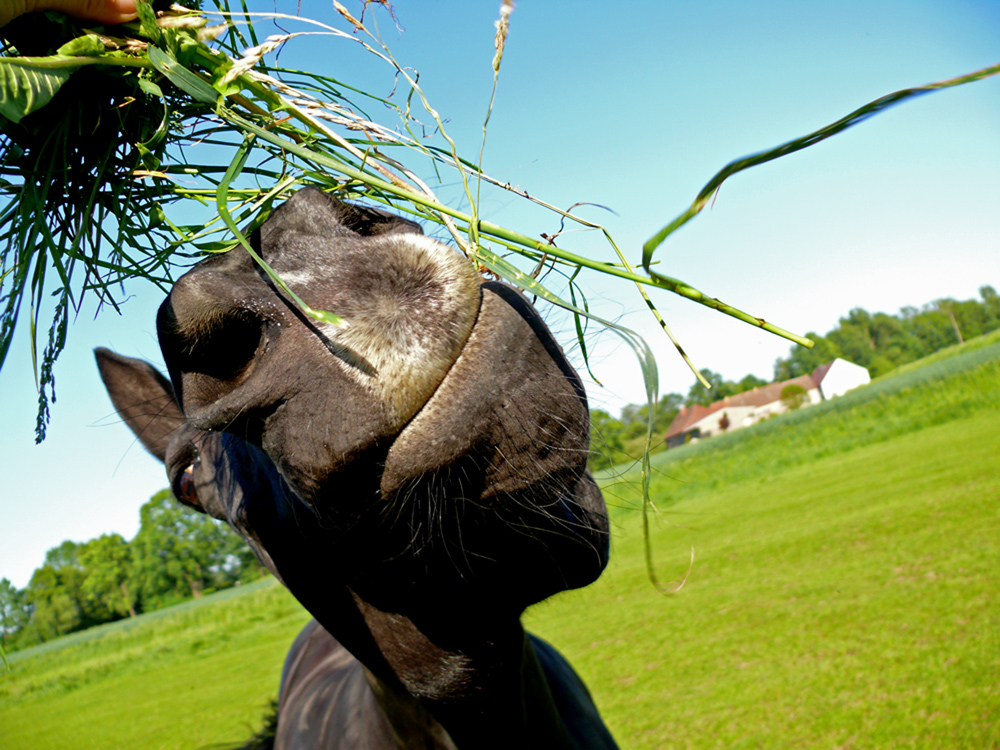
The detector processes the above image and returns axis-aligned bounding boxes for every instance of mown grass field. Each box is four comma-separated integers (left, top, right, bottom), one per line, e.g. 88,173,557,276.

3,333,998,749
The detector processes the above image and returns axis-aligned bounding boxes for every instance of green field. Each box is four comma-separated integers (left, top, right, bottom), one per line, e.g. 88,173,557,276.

3,334,998,749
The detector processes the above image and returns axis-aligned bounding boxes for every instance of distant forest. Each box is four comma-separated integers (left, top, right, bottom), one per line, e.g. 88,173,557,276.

0,490,264,653
589,285,1000,470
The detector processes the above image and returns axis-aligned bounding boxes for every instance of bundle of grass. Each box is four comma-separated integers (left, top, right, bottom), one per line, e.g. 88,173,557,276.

0,2,777,432
0,4,195,437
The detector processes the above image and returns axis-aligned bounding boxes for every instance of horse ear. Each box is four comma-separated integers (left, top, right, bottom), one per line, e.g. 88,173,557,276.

95,347,185,463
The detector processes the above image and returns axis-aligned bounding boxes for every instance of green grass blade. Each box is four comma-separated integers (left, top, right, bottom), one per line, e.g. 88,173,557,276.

471,244,668,583
215,136,344,327
644,61,1000,266
147,46,218,105
0,58,77,123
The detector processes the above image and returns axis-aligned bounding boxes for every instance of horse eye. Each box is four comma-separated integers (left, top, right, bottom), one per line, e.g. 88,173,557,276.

175,465,202,509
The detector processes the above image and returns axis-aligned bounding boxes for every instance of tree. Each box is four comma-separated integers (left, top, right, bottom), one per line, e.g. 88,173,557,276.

0,578,28,648
949,296,994,341
44,539,82,570
620,393,683,438
588,393,684,471
22,563,86,643
737,374,768,392
684,369,728,407
827,308,877,370
19,539,123,641
589,409,626,472
130,489,256,608
980,285,999,325
780,383,808,411
79,534,137,619
774,333,841,380
869,312,922,369
900,305,955,357
651,393,684,434
683,369,771,408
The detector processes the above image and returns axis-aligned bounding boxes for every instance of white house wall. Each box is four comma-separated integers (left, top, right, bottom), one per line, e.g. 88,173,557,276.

689,387,823,439
818,359,871,399
745,387,821,424
693,405,756,438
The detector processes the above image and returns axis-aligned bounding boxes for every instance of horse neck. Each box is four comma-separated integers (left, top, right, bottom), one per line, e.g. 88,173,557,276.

225,450,590,747
348,590,582,750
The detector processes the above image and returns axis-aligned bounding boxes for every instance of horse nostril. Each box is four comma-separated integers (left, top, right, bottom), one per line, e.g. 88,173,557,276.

179,312,265,382
158,295,270,413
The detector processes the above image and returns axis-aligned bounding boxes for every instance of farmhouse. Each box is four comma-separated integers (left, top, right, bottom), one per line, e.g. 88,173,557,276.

665,358,870,448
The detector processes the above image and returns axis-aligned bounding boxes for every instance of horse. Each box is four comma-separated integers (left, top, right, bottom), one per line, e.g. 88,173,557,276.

97,187,619,749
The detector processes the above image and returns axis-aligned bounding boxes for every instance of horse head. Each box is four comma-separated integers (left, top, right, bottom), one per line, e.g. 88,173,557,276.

97,187,615,748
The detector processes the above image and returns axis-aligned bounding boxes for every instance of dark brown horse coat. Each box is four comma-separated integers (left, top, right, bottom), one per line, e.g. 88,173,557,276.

97,188,619,749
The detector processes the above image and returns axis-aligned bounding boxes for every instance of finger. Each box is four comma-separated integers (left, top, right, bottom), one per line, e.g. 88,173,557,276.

0,1,33,27
33,0,139,25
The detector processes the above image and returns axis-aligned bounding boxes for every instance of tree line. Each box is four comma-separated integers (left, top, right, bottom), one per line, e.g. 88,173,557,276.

589,286,999,471
0,490,264,652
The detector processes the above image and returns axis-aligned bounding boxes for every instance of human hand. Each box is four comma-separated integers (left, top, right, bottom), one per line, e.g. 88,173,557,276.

0,0,139,28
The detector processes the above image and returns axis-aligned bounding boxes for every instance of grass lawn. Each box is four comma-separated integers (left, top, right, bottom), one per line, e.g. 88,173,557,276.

528,411,999,748
0,580,310,749
2,335,997,749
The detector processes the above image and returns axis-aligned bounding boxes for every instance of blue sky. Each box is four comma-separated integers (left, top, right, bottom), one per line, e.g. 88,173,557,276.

1,0,998,588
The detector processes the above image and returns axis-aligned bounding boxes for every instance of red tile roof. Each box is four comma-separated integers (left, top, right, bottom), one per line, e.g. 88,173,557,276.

665,403,716,439
665,372,821,440
811,360,835,384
